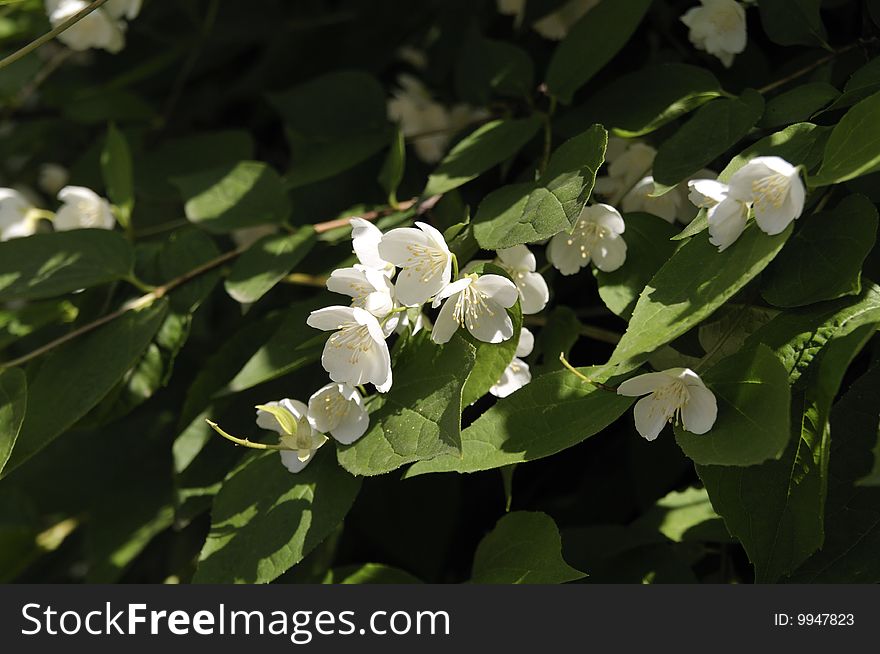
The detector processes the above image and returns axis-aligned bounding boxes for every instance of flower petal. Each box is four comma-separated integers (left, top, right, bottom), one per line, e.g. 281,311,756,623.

496,244,536,272
617,371,671,397
632,395,668,441
592,233,627,272
681,385,718,435
467,299,514,343
516,271,549,315
307,306,358,331
431,294,461,344
474,274,519,308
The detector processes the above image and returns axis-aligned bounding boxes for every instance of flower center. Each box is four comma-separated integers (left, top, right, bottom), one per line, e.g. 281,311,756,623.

74,200,102,227
752,174,789,210
321,390,349,422
567,219,606,259
452,278,495,330
404,243,447,282
328,322,373,364
650,380,690,425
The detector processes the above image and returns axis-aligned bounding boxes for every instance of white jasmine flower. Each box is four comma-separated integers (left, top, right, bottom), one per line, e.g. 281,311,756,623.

46,0,127,53
490,327,535,398
595,140,657,199
727,156,805,235
688,178,750,251
326,265,397,333
54,186,115,231
307,306,393,393
617,368,717,441
431,274,518,344
38,163,69,196
495,245,550,315
350,217,395,276
681,0,748,68
547,203,627,275
307,383,369,445
256,399,328,473
496,0,525,17
622,176,682,223
0,188,40,241
378,221,453,306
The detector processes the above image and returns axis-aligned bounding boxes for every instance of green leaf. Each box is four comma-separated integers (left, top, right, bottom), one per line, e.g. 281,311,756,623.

761,194,878,308
631,487,728,544
470,511,585,584
324,563,423,584
595,212,679,320
545,0,653,104
759,82,839,130
0,368,26,475
224,227,316,304
610,223,791,369
473,125,607,249
0,230,133,301
377,127,405,206
697,304,778,370
337,332,476,477
699,323,875,582
675,123,828,240
788,363,880,581
100,123,134,227
820,56,880,114
652,90,764,193
424,118,542,196
561,63,722,138
811,91,880,186
226,298,331,393
193,449,361,583
455,29,535,103
269,71,390,187
759,0,828,48
533,305,581,374
1,301,168,478
461,263,522,407
675,344,791,466
174,160,291,233
0,299,78,350
406,366,633,476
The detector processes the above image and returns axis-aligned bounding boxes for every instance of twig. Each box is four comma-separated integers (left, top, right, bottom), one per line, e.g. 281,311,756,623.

0,246,245,369
312,195,441,234
0,0,110,71
757,40,875,95
2,47,73,120
558,353,617,392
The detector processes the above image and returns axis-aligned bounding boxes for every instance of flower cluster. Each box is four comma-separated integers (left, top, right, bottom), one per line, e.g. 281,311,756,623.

0,182,115,242
45,0,142,54
688,156,806,251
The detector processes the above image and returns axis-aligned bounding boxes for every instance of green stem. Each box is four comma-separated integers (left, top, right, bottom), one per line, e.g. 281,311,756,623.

0,0,111,71
451,253,460,281
558,353,617,392
206,420,294,451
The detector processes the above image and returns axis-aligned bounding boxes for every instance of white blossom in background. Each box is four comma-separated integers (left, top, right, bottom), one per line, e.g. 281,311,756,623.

38,163,69,196
256,399,328,473
378,221,453,306
326,265,397,333
681,0,748,68
495,245,549,315
594,139,657,199
490,327,534,398
350,218,395,277
431,274,518,344
0,188,40,241
547,203,627,275
307,383,369,445
307,306,393,392
45,0,127,53
621,175,682,223
387,75,486,163
727,156,805,235
53,186,115,231
617,368,717,441
497,0,601,40
688,179,750,251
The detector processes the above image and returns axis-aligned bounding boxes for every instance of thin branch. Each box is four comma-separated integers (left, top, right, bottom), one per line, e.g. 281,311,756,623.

558,353,617,392
757,39,875,95
0,0,110,71
312,195,441,234
2,47,73,120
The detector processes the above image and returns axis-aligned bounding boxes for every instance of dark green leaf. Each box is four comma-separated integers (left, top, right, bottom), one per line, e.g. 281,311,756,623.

377,127,405,205
473,125,607,249
406,366,633,476
675,344,791,466
762,194,878,307
324,563,423,584
470,511,585,584
653,90,764,193
174,160,291,233
455,29,535,103
225,227,316,304
0,368,26,475
0,230,133,301
424,117,542,196
760,82,839,129
194,449,361,583
759,0,828,47
337,332,476,477
100,123,134,227
811,91,880,186
546,0,653,104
